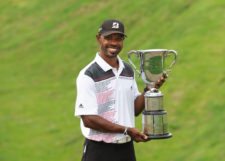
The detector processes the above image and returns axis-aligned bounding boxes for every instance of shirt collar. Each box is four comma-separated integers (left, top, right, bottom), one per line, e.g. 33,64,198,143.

95,53,125,72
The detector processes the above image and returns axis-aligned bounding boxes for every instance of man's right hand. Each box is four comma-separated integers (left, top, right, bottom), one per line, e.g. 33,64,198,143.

127,127,150,142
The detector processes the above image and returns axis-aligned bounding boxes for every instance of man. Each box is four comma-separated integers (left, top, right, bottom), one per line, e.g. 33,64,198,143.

75,19,165,161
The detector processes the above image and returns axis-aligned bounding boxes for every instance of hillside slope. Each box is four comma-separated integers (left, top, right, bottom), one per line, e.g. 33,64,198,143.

1,0,224,161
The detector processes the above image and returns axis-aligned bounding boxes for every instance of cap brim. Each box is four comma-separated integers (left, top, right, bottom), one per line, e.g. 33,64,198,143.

101,31,127,37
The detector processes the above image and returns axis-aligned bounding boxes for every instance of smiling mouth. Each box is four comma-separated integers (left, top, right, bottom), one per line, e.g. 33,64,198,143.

108,48,118,53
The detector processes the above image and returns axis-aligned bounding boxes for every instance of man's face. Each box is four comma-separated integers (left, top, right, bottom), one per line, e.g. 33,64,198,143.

97,33,125,58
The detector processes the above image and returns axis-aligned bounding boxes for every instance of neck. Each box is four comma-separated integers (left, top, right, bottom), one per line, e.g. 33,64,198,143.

107,58,119,69
99,52,119,69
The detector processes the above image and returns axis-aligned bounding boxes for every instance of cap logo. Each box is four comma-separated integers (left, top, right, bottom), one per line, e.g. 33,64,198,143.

112,22,119,29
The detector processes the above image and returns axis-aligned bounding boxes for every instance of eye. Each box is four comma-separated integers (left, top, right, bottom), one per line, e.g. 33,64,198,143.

104,35,113,40
104,35,125,41
115,36,124,41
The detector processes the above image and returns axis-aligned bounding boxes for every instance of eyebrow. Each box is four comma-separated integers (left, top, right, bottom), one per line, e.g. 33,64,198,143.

104,34,124,39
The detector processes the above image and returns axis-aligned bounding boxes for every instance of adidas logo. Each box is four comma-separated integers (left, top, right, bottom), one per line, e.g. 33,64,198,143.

79,104,84,108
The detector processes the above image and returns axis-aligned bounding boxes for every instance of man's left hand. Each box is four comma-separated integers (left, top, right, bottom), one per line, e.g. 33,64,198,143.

154,73,167,89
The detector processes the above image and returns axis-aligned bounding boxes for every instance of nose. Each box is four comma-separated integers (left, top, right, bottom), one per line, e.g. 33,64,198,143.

109,38,119,45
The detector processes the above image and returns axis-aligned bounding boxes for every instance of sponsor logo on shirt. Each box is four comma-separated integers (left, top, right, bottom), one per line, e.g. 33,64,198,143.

79,104,84,108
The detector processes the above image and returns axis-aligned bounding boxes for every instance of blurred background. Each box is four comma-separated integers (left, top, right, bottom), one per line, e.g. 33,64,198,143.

1,0,224,161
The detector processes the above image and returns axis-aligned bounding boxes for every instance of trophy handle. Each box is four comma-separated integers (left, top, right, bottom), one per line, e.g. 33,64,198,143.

127,50,142,75
165,50,177,73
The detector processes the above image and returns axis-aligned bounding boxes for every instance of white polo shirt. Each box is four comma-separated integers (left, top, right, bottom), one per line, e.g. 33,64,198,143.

75,53,140,143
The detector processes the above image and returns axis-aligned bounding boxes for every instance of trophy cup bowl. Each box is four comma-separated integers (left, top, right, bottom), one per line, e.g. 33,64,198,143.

128,49,177,139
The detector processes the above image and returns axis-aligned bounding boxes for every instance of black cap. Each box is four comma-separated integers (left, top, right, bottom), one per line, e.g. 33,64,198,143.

98,19,127,37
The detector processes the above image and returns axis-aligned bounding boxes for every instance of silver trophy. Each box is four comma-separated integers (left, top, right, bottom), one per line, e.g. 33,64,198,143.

128,49,177,139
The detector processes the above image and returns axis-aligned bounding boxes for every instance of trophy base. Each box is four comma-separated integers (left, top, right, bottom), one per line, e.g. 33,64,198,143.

147,133,172,139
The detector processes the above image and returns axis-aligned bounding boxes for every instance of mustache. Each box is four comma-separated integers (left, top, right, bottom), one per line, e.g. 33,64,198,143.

106,45,120,49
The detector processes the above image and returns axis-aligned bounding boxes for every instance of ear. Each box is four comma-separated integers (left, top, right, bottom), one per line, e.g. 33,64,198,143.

96,34,101,44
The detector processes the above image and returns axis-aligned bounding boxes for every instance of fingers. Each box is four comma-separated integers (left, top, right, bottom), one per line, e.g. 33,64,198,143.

128,128,150,142
134,134,149,142
155,75,167,89
140,133,149,142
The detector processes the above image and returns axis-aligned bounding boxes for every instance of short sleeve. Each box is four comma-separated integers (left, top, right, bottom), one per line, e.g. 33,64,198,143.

75,73,98,116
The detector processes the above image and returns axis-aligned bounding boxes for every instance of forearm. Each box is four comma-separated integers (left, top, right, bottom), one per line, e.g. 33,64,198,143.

134,92,145,116
81,115,148,142
81,115,125,133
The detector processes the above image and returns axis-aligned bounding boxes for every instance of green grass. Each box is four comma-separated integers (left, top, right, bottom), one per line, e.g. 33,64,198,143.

1,0,225,161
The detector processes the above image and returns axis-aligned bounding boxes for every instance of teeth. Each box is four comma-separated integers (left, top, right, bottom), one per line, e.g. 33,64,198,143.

108,48,117,52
